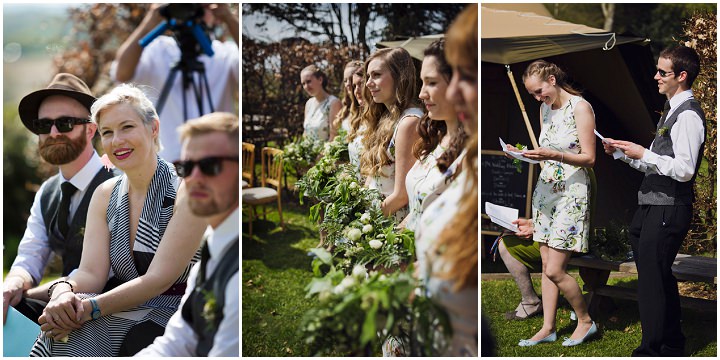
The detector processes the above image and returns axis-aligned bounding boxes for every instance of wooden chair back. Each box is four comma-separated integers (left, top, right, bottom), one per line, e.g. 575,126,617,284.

242,142,255,187
261,147,283,189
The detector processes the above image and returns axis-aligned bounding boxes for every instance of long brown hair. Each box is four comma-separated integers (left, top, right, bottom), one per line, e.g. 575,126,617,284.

413,39,467,174
333,60,364,131
359,47,419,177
433,4,478,291
347,66,366,143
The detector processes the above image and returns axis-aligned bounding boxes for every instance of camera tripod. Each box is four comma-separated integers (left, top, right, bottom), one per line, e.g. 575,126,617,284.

155,54,215,122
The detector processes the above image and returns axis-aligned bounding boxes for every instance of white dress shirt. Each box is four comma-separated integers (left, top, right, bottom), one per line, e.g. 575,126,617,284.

622,90,705,182
136,208,239,357
10,152,106,284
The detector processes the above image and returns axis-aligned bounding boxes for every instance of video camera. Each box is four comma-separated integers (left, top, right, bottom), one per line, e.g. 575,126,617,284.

139,3,214,59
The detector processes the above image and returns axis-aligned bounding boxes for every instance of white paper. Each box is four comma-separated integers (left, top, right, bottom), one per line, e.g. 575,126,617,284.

498,138,540,164
485,202,519,232
594,129,624,160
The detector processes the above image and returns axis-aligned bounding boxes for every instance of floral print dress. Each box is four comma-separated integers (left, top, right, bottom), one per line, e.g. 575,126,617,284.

367,107,424,222
303,95,339,142
404,145,465,233
532,95,591,253
348,125,365,181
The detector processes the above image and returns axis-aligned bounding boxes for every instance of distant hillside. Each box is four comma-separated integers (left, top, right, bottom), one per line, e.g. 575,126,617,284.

3,4,74,56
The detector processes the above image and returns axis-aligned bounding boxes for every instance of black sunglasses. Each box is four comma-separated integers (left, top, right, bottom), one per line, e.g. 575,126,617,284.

656,69,675,78
32,116,91,134
173,156,239,178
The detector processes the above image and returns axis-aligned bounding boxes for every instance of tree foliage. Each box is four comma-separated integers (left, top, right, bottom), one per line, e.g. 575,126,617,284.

242,35,362,139
679,12,717,255
550,3,717,58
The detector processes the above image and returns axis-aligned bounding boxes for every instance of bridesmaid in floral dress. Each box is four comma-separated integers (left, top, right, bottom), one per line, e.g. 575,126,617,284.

300,64,341,142
415,5,478,355
359,47,423,222
511,59,598,347
403,39,466,234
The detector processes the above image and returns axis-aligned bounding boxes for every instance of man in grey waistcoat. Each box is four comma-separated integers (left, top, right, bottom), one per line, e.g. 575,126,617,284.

3,74,117,325
603,45,705,357
136,112,239,357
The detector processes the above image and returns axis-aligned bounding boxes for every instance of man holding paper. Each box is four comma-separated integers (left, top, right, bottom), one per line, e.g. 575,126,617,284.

602,45,705,357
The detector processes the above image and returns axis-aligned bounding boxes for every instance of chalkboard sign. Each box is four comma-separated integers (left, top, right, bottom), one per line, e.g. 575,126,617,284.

480,150,535,225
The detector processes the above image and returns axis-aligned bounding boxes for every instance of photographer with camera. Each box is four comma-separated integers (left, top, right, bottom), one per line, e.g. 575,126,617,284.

112,3,239,163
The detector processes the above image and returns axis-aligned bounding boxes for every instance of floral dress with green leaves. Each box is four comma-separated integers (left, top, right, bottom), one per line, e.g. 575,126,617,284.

367,107,424,222
532,95,591,253
404,145,466,233
303,95,339,142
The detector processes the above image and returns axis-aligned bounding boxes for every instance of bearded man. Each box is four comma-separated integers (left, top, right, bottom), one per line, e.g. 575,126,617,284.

3,73,117,325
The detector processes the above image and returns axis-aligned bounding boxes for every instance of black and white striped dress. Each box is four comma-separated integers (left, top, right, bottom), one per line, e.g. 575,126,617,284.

30,158,201,357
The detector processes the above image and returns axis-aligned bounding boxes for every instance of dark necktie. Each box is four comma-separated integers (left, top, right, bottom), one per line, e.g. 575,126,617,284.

58,182,77,237
198,239,211,282
659,100,671,126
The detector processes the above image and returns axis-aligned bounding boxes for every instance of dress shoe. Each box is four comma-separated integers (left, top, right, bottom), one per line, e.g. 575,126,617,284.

505,301,542,320
562,321,598,347
518,332,557,347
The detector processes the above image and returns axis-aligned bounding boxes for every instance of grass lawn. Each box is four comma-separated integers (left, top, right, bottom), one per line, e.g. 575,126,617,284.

482,276,717,356
242,197,321,357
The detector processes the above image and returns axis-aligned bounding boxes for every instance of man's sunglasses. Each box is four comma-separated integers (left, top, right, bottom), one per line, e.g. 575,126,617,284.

173,156,239,178
32,116,91,135
656,69,675,78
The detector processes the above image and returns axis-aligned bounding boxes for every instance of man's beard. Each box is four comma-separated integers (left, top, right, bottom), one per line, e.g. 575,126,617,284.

38,128,87,165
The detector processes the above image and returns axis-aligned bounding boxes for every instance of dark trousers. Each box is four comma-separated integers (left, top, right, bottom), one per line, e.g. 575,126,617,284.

628,205,691,357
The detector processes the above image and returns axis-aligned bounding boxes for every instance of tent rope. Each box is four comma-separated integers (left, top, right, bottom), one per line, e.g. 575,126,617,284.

571,31,618,50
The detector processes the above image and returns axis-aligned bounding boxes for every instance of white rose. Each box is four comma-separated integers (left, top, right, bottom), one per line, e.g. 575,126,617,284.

360,213,371,224
349,182,359,190
333,284,346,294
340,276,357,288
369,239,383,249
352,265,368,279
347,228,362,241
362,224,373,234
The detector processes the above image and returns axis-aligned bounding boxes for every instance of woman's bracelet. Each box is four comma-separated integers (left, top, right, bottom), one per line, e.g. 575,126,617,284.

48,280,74,299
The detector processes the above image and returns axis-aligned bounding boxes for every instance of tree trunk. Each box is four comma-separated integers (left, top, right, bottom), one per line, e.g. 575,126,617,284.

357,3,371,55
601,3,615,31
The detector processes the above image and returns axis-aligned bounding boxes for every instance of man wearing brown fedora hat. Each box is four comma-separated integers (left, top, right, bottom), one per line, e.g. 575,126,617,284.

3,73,117,325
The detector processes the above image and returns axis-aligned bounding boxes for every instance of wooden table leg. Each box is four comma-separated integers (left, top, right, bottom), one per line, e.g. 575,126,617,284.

578,267,615,320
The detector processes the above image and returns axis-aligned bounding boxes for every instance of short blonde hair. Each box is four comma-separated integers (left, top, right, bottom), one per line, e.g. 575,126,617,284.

178,112,239,151
91,83,161,152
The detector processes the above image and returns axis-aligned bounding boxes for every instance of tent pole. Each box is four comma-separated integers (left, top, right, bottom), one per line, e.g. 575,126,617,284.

505,65,539,149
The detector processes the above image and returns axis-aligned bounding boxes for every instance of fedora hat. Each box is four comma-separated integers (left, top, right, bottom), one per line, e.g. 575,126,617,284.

18,73,96,133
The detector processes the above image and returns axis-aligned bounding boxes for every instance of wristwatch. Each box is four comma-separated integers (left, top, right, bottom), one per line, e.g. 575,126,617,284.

89,298,101,320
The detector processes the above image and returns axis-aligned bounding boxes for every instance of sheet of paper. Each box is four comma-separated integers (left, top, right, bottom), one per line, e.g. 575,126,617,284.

485,202,519,232
4,306,41,357
498,138,540,164
594,129,624,159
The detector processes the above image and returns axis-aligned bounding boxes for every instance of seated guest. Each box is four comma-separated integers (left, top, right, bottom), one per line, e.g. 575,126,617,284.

136,112,239,357
3,73,116,325
30,84,206,356
497,236,542,320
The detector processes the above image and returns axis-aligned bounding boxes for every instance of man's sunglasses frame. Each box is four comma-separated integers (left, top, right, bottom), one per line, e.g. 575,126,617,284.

173,156,239,178
32,116,91,135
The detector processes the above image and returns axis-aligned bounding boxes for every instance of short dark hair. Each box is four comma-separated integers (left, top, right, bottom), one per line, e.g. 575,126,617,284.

660,45,701,88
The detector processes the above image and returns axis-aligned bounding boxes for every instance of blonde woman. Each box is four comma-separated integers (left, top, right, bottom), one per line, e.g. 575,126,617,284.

359,48,423,221
334,60,364,136
31,84,205,356
300,64,341,141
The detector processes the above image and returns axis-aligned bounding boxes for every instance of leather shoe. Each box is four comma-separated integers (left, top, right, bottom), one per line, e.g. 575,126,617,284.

518,332,557,347
505,301,542,320
562,321,598,347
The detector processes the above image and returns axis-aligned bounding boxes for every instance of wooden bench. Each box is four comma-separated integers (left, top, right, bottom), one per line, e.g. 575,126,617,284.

568,254,717,318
